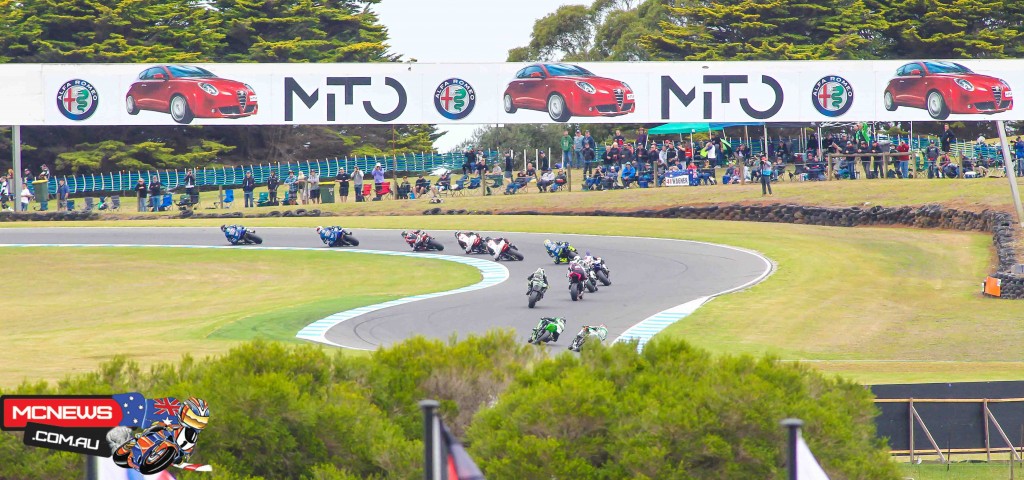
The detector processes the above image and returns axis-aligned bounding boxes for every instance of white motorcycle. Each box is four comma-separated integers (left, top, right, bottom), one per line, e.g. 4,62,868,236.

485,237,524,261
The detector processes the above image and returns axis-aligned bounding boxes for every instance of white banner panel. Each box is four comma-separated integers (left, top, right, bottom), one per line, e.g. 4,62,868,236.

0,60,1019,125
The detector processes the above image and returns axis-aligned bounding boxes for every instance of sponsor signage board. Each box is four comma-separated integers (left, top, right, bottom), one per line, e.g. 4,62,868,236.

0,60,1018,125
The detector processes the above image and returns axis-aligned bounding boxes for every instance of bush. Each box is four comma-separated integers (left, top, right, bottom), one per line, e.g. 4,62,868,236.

0,334,896,479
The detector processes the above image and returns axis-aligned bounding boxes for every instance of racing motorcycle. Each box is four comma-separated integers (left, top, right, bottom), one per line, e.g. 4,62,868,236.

544,240,579,264
583,261,599,293
527,276,547,309
111,425,186,475
455,231,488,254
589,255,611,286
568,324,609,352
485,237,524,261
317,226,359,247
401,230,444,251
221,224,262,245
567,263,587,301
528,317,565,345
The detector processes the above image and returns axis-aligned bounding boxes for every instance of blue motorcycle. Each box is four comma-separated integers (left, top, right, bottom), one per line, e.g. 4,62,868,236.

221,225,262,245
316,226,359,247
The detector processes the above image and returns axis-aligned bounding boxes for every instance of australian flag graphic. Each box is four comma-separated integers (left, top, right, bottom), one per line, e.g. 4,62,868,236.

112,393,180,428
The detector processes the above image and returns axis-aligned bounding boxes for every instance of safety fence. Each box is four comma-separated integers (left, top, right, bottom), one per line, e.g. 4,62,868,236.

35,136,1011,195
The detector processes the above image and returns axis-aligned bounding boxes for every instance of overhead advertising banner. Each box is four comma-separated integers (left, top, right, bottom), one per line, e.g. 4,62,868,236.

0,59,1018,126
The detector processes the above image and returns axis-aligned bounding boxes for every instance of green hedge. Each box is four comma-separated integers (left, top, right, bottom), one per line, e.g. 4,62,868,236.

0,332,897,480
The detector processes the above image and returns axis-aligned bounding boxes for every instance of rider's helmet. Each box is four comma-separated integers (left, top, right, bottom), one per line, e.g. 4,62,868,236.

316,226,323,234
220,225,227,232
573,255,582,263
179,397,210,431
535,267,545,277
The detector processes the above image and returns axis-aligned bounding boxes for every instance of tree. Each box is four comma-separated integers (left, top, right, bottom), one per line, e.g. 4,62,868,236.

0,0,440,176
871,0,1024,59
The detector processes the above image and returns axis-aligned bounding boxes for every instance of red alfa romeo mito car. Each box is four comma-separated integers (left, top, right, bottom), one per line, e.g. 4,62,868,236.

883,61,1012,120
503,63,635,122
126,65,258,124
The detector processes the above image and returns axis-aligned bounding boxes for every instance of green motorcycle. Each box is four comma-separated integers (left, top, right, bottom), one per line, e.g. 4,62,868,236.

529,317,566,344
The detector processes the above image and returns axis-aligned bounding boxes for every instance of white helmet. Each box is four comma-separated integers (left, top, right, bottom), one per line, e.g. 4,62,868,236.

316,226,323,234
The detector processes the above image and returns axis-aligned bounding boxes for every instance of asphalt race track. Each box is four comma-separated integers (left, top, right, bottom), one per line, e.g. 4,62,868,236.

0,227,771,350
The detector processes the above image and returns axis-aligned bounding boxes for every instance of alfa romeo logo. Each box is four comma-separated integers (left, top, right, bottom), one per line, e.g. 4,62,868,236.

434,78,475,120
57,79,99,121
812,76,853,117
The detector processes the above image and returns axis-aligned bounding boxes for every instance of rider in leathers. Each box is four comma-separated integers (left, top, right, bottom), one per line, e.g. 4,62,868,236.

527,267,548,295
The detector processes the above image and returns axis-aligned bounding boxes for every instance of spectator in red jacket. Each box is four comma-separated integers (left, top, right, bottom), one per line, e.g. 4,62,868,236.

896,140,911,178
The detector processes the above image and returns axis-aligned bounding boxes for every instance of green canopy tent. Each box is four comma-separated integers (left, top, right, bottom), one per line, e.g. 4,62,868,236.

647,122,724,150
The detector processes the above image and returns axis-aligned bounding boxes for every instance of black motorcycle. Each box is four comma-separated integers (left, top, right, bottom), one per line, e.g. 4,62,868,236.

590,256,611,286
527,276,547,308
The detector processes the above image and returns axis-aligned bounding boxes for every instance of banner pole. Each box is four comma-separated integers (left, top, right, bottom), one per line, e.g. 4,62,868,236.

12,126,21,212
419,400,440,480
996,120,1024,230
781,418,803,480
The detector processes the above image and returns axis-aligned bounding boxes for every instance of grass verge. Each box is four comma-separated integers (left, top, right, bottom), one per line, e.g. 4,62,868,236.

7,216,1018,384
0,246,479,387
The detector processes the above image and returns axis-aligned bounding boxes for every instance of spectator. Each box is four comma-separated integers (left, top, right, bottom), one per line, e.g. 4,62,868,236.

582,143,596,175
621,145,635,165
462,148,475,175
309,169,320,204
584,130,597,156
56,179,68,211
20,183,33,211
296,170,308,204
1016,139,1024,176
895,140,911,179
573,130,584,168
0,175,8,210
613,129,625,146
184,169,196,203
267,171,280,204
352,166,364,202
491,162,503,175
537,170,554,192
335,168,349,202
538,151,549,172
941,124,955,153
704,141,718,166
602,165,618,190
242,171,256,207
925,142,940,178
621,161,636,188
149,175,162,211
636,127,648,150
284,170,297,204
398,177,411,199
525,162,536,178
23,168,34,185
658,144,669,165
504,151,514,178
698,161,714,186
414,174,430,197
941,154,960,178
759,156,773,196
607,143,620,168
976,133,987,147
134,178,147,212
38,164,50,182
436,169,452,193
870,141,884,179
560,130,573,170
554,169,567,188
722,162,740,184
372,163,385,200
856,141,870,179
475,155,487,175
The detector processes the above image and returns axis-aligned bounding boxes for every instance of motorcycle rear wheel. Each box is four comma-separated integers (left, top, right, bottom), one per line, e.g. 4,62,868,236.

528,291,540,308
586,280,598,293
246,233,263,245
343,235,359,246
596,270,611,286
570,283,580,301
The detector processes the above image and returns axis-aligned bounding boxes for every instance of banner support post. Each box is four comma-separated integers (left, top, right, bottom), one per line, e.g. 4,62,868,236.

12,125,21,211
996,120,1024,230
419,400,440,480
781,418,803,480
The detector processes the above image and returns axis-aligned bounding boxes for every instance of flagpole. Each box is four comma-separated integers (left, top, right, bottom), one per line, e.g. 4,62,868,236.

782,418,803,480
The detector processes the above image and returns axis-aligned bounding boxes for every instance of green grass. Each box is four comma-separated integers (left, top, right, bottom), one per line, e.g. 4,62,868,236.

6,216,1018,384
898,461,1024,480
0,246,479,387
18,170,1024,220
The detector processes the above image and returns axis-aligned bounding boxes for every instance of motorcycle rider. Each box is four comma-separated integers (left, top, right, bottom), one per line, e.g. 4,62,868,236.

455,231,480,253
221,224,243,244
317,225,341,245
533,317,565,342
403,230,426,249
527,267,548,295
572,324,609,351
544,239,578,264
567,256,588,298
